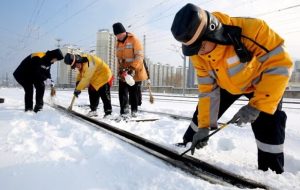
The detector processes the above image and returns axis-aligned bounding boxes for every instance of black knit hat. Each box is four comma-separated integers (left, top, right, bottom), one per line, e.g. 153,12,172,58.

171,4,208,56
45,49,64,60
64,53,81,69
112,22,126,35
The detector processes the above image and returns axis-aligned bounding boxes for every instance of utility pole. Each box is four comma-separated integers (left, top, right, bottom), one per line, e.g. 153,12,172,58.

55,38,62,87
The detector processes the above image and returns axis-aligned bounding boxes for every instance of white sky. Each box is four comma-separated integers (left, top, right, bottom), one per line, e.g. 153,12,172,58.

0,0,300,78
0,87,300,189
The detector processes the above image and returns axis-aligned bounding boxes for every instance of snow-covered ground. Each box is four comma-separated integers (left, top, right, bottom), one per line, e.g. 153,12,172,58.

0,87,299,190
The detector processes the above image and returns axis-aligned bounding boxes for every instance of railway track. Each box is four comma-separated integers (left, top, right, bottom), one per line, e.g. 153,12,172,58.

76,103,192,120
111,92,300,104
124,94,300,110
52,103,269,189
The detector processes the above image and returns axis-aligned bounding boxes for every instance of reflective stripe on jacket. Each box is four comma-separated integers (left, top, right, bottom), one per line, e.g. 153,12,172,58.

116,32,147,82
191,12,293,129
76,54,112,91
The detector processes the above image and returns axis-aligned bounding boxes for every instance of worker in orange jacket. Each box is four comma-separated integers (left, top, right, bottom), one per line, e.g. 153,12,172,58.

171,3,293,174
64,53,113,117
112,22,148,117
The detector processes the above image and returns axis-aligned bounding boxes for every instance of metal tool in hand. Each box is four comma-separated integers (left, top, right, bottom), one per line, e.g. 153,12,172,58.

180,119,234,157
68,95,76,111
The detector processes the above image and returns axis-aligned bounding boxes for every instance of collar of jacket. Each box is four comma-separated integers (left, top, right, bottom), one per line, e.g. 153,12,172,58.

118,32,128,43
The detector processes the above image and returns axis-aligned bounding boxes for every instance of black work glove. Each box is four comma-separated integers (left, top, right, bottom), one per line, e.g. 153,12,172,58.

190,128,210,155
50,80,55,87
73,89,81,97
127,69,135,77
118,69,126,81
231,105,260,126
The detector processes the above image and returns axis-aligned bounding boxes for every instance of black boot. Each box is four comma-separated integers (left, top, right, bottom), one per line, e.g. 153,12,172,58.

33,105,43,113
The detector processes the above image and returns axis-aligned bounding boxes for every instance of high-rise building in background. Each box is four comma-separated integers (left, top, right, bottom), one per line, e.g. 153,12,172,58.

187,59,197,88
91,29,190,90
57,46,78,87
96,29,118,81
54,30,201,92
291,60,300,86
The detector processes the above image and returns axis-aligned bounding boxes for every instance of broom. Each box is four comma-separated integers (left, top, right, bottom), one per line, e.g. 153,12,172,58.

50,87,56,97
147,83,154,104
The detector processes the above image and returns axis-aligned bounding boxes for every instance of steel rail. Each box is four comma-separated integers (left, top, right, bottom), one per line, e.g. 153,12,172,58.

52,104,269,189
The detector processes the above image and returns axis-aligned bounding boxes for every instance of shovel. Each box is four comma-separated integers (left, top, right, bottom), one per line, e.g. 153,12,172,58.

180,119,234,157
68,95,76,111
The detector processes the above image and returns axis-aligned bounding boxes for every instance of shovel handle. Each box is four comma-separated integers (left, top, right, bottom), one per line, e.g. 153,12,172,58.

180,122,230,157
147,83,154,104
68,95,76,111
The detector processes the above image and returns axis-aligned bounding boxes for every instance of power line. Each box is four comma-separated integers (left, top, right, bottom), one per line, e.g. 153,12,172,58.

0,27,28,39
38,0,74,26
74,32,96,44
24,0,46,39
285,29,300,34
41,0,100,37
133,12,174,30
2,0,47,61
129,0,217,32
256,3,300,17
127,0,183,30
124,0,173,23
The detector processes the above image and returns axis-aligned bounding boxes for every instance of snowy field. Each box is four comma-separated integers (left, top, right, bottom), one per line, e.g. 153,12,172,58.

0,87,299,190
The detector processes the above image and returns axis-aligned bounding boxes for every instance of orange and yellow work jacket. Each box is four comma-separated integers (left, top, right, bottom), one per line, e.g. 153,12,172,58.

191,12,294,129
116,32,148,82
75,54,112,91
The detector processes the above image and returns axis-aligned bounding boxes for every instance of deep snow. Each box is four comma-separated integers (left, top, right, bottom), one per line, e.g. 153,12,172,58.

0,87,299,190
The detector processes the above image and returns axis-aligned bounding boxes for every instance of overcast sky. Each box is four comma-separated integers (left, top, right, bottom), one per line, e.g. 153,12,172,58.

1,0,300,78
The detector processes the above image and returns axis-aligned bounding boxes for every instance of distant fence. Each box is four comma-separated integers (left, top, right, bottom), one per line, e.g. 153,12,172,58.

110,85,300,99
54,84,300,99
284,90,300,98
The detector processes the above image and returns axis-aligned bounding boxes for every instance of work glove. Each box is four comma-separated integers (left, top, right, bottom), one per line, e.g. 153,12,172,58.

127,69,135,77
45,79,55,87
121,71,135,86
73,89,81,98
120,71,127,79
125,74,135,86
231,105,260,126
190,128,210,155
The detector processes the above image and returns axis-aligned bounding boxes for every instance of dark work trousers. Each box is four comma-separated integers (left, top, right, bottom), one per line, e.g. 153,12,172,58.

137,82,142,106
88,83,112,115
17,79,45,111
130,82,142,106
118,80,140,114
183,88,286,174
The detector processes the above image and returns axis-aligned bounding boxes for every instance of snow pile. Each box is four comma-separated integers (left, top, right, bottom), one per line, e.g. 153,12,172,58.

0,88,299,190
